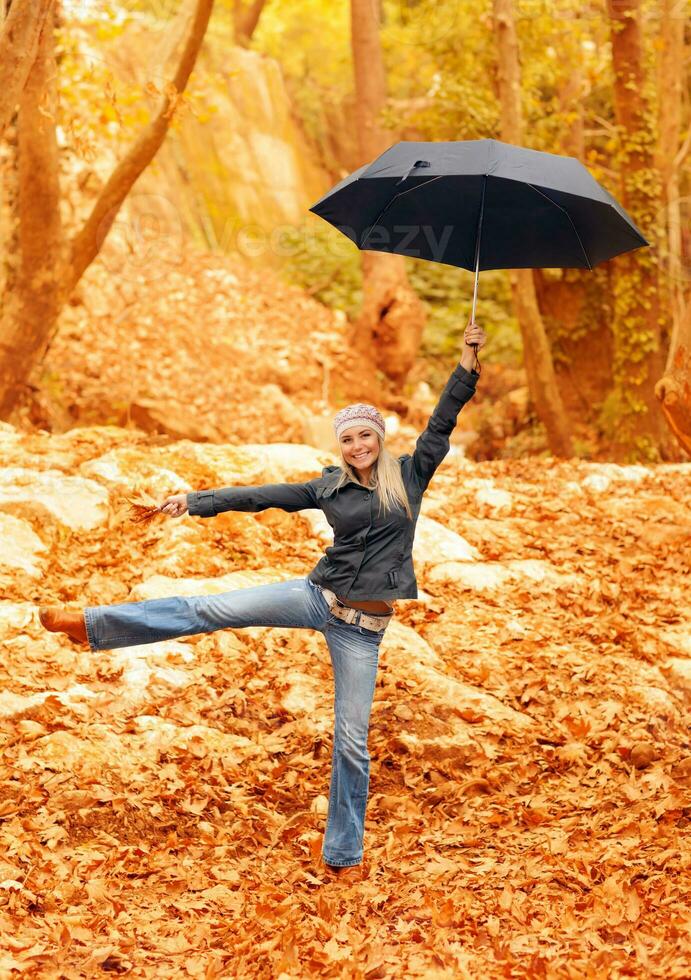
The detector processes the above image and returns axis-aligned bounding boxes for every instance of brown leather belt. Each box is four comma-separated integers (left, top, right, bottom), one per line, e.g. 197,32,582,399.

318,585,393,633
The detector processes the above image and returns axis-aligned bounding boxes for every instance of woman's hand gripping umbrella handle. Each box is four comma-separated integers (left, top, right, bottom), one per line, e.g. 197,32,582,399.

463,321,486,375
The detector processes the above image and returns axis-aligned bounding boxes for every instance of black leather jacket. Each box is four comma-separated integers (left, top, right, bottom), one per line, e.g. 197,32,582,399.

187,362,479,601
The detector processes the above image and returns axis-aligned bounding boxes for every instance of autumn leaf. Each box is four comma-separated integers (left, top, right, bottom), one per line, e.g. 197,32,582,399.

125,488,163,524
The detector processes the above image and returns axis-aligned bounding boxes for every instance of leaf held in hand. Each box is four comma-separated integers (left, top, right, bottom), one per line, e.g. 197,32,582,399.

125,489,163,525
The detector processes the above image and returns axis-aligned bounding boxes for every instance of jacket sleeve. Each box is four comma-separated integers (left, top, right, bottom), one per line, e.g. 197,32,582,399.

187,479,321,518
410,362,479,492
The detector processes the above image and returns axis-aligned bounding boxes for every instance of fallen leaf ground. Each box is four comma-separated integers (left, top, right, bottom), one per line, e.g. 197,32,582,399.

0,425,689,978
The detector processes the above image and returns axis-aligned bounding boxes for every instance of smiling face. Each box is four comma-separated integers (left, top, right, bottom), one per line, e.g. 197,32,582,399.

339,425,381,474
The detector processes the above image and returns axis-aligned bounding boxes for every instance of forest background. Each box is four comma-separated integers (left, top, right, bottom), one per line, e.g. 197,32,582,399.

0,0,689,463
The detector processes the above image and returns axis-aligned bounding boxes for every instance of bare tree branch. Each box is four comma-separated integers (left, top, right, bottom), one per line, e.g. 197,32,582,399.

66,0,215,294
233,0,268,46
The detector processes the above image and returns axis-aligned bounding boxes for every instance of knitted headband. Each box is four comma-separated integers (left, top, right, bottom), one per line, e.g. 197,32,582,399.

333,403,386,442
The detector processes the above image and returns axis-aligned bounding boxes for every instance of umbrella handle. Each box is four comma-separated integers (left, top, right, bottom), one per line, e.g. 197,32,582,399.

469,175,487,375
470,265,482,375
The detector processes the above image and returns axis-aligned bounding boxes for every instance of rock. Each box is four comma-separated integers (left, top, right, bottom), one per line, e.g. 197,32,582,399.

0,467,109,530
80,453,189,493
48,425,149,468
253,384,307,442
506,559,582,587
662,658,691,700
630,684,679,718
0,515,47,577
427,560,512,590
0,685,98,720
29,720,266,779
132,716,265,761
394,703,415,722
239,443,337,483
30,729,122,769
581,463,652,493
301,414,337,453
127,570,276,602
0,602,35,634
127,398,226,443
281,670,331,731
659,625,691,658
137,42,327,229
407,380,436,427
412,513,480,568
383,621,444,669
299,507,333,545
147,523,210,576
394,731,476,767
474,485,513,516
505,617,529,640
599,493,690,525
180,442,336,487
311,794,329,817
426,558,581,591
107,639,196,704
383,621,534,732
463,477,514,516
564,481,586,496
0,422,21,454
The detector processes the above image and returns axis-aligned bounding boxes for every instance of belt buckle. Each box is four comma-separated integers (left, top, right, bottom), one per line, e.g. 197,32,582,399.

334,597,357,624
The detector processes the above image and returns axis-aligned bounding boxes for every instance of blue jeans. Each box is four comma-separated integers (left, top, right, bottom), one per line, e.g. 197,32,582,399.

84,576,387,868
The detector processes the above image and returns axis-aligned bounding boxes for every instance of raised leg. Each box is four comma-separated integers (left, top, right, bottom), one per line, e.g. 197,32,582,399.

84,576,329,651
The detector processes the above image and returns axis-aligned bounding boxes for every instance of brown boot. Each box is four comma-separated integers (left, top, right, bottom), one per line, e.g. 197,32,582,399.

39,606,89,646
325,862,364,883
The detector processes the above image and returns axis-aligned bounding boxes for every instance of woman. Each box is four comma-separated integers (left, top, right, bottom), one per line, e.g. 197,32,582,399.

39,321,486,881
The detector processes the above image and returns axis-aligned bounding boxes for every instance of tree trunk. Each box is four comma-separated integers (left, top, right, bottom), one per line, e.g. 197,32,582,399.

0,0,54,138
0,4,63,419
604,0,673,461
653,0,690,458
349,0,426,384
233,0,267,46
0,0,216,421
656,298,691,458
655,0,687,374
556,63,585,162
532,61,615,428
493,0,573,458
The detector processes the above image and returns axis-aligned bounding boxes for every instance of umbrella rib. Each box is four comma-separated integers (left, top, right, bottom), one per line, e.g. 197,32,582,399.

392,174,445,199
527,183,593,270
360,175,445,249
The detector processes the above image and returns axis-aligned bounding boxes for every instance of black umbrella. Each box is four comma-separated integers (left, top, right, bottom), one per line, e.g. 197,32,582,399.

309,138,649,371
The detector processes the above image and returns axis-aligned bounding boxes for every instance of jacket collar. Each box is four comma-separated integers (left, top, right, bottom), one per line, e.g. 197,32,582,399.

321,466,371,493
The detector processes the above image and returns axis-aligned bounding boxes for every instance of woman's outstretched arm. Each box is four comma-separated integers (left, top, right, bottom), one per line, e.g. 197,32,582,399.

410,321,486,493
186,478,322,518
157,479,322,519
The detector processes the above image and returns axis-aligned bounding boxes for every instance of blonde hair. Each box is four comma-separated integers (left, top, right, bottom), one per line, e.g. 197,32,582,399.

334,433,413,519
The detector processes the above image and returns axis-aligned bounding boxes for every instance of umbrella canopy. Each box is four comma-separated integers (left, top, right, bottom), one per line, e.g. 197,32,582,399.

309,138,649,273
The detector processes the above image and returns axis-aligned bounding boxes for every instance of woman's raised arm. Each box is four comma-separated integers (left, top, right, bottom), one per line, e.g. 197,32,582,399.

410,321,486,493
